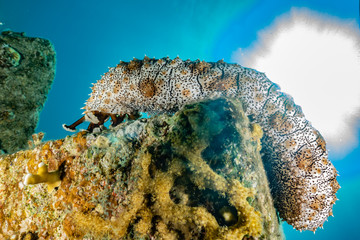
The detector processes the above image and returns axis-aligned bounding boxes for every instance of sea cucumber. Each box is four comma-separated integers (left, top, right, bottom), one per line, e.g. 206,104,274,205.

63,56,339,231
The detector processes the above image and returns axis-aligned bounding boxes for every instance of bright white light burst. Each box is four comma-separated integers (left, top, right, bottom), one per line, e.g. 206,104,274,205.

232,8,360,156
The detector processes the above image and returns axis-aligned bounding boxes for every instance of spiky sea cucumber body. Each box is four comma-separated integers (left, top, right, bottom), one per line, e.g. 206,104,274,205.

78,57,339,231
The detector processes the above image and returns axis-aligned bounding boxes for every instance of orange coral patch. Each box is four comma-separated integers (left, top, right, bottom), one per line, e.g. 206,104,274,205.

317,194,326,200
139,78,156,98
330,178,340,192
295,148,313,170
282,120,295,134
73,131,87,152
182,89,191,97
255,93,264,102
195,61,211,73
130,84,136,91
127,60,141,71
113,84,121,94
268,112,284,130
123,77,129,84
156,79,164,86
209,74,236,91
297,158,311,170
284,139,297,149
310,201,320,211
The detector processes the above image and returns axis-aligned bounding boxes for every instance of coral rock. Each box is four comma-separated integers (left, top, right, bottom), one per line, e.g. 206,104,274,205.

0,98,284,239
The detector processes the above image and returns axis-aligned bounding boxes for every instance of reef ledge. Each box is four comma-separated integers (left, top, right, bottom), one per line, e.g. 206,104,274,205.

0,98,284,239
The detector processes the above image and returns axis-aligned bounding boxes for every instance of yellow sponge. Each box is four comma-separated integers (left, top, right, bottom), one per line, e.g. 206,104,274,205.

24,162,61,192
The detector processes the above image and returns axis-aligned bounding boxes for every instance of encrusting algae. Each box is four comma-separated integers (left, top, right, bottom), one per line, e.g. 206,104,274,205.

0,98,284,239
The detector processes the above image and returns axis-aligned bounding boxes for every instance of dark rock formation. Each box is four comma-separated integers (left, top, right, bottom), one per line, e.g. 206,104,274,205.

0,31,56,154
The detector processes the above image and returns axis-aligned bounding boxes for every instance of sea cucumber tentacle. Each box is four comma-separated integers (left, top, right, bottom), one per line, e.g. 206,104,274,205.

63,57,339,231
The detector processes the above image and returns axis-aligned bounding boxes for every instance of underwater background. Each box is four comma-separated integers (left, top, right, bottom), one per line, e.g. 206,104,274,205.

0,0,359,239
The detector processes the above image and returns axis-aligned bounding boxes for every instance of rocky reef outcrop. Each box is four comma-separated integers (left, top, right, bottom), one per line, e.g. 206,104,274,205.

0,98,284,239
0,31,56,154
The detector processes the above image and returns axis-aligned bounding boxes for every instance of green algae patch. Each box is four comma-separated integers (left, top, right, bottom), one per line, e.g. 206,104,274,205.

0,98,284,239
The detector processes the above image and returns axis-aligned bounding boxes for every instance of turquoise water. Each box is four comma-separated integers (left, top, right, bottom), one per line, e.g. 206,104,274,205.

1,0,359,239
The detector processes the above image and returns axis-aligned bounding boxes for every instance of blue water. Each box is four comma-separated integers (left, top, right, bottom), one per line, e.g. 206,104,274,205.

1,0,359,239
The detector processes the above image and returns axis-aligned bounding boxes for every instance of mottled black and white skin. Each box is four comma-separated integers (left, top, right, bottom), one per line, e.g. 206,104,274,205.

63,56,339,231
